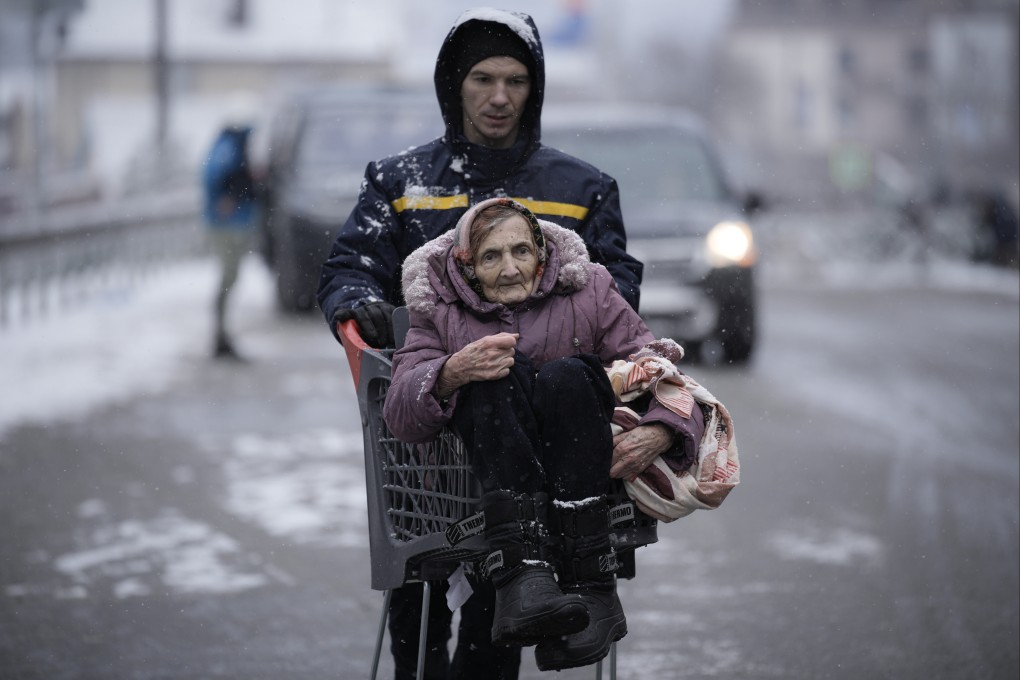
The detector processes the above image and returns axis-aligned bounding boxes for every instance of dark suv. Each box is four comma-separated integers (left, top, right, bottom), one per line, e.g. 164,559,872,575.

543,105,762,363
256,85,441,312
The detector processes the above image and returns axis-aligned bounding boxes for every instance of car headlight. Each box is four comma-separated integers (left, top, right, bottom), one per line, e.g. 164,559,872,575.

706,220,756,267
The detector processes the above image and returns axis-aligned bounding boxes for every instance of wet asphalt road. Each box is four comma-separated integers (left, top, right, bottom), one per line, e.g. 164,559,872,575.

1,275,1018,680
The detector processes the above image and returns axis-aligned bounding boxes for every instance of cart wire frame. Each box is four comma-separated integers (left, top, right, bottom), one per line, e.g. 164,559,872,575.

339,309,657,679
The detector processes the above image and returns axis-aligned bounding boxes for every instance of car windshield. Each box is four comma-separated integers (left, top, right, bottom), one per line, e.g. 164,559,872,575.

544,126,728,204
296,105,439,172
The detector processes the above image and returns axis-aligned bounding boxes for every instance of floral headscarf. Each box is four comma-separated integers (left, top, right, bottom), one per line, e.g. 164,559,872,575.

451,197,547,298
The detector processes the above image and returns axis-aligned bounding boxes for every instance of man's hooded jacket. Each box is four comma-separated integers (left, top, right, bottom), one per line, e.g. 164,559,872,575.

316,8,642,335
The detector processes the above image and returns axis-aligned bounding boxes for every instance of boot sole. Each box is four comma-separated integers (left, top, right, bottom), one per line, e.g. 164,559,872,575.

534,618,628,671
492,600,590,647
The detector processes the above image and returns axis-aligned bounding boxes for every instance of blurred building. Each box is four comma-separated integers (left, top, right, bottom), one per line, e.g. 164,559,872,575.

714,0,1019,205
4,0,1015,209
1,0,86,216
53,0,410,196
11,0,608,199
3,0,729,202
2,0,418,200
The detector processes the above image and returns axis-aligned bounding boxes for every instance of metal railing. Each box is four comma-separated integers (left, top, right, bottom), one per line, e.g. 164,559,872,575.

0,188,205,329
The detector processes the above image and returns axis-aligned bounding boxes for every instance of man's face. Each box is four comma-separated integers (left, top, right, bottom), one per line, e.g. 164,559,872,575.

460,56,531,149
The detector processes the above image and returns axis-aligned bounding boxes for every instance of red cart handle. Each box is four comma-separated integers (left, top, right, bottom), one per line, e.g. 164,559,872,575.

337,319,370,389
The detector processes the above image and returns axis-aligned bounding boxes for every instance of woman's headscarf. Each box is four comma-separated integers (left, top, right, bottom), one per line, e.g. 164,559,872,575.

450,197,547,298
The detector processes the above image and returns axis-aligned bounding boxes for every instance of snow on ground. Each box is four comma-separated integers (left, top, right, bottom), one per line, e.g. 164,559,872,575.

214,428,368,548
0,255,276,440
1,256,328,598
52,505,272,597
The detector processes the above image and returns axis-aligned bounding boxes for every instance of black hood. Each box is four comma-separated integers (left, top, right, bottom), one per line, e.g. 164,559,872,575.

434,9,545,148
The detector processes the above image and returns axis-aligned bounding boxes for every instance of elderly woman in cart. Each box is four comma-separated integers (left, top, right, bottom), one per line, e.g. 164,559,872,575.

382,197,716,671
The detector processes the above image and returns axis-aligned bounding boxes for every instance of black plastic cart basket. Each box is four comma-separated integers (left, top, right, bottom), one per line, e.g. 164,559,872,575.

339,308,658,680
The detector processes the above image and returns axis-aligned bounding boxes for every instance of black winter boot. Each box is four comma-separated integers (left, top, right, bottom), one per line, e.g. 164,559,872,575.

535,496,627,671
481,490,590,647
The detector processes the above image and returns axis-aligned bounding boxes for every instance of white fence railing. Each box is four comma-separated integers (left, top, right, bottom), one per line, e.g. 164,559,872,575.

0,189,205,329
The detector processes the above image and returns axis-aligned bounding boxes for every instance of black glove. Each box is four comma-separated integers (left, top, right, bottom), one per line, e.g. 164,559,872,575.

335,302,395,348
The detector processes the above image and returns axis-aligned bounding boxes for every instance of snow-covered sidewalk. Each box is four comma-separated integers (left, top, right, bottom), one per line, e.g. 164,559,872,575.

0,256,277,440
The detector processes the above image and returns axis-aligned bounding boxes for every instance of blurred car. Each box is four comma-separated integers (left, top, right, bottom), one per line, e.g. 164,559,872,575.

542,105,762,363
254,84,442,312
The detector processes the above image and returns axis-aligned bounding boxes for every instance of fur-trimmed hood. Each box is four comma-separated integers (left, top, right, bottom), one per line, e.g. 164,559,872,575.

401,216,592,317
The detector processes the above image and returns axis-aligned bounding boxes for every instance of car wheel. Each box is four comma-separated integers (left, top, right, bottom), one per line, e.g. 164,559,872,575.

258,210,276,267
274,220,315,313
718,300,756,364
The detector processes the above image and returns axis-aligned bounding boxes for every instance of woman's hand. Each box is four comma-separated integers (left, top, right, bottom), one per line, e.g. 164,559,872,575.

610,423,673,481
436,333,519,397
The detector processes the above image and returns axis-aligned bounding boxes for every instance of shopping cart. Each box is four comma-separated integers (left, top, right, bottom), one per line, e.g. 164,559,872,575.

339,307,658,680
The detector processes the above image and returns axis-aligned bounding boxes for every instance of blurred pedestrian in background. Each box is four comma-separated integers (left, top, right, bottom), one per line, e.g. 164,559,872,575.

971,188,1019,269
201,120,261,360
317,7,643,680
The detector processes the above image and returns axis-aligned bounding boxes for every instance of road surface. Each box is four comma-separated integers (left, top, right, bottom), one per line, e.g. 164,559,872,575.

1,261,1017,679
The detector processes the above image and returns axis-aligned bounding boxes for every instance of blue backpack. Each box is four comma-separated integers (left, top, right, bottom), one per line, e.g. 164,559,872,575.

202,126,258,227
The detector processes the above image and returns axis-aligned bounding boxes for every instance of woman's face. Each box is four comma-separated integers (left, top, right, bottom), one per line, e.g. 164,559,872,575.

473,215,539,305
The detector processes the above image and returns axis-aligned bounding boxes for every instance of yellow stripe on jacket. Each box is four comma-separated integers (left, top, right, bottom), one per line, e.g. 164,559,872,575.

392,194,589,221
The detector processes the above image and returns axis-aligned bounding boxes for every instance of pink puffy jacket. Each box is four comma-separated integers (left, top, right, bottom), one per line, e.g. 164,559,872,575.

383,205,704,462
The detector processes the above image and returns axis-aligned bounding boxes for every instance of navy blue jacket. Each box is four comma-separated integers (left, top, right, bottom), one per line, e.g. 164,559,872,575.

316,10,642,335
